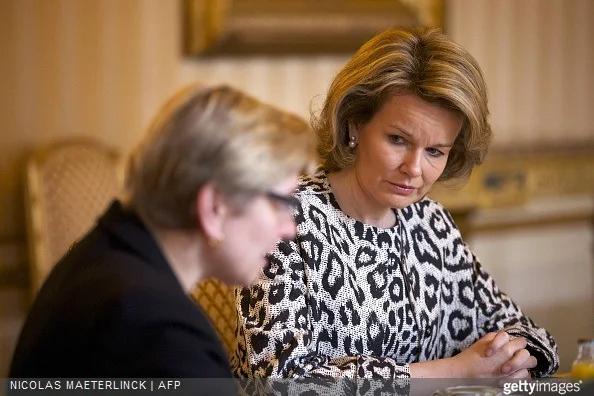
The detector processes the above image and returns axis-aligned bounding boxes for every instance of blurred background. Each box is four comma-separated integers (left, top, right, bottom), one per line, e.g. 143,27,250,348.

0,0,592,375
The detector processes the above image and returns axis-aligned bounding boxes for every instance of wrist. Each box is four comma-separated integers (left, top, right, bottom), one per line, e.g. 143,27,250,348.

447,355,469,378
410,356,461,378
443,356,466,377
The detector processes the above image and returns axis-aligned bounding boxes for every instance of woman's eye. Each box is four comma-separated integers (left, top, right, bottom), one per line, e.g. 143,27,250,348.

389,135,403,144
427,148,444,157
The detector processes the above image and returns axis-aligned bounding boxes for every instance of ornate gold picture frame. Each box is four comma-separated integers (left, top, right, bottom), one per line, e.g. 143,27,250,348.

183,0,444,56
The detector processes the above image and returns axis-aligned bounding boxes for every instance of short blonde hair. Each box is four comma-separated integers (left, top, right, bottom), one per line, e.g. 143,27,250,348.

125,84,315,229
313,26,492,183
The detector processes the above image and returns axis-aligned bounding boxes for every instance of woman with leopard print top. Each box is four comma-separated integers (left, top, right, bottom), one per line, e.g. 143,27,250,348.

232,27,559,380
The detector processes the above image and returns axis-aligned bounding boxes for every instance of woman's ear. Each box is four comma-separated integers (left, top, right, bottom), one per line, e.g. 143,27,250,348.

348,120,360,148
348,120,360,139
195,182,227,245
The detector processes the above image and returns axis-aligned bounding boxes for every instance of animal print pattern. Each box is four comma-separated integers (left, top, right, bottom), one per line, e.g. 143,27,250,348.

232,170,558,379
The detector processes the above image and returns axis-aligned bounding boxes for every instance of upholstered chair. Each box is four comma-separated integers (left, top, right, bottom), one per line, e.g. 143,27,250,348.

190,279,238,357
24,139,124,295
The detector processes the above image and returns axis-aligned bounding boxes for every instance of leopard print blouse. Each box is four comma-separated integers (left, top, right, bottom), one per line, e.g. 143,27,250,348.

232,170,559,379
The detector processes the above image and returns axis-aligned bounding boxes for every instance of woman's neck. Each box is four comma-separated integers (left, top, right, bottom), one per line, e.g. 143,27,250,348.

327,169,396,229
148,226,205,293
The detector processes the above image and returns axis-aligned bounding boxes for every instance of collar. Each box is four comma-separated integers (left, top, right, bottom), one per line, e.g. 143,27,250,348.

98,200,175,277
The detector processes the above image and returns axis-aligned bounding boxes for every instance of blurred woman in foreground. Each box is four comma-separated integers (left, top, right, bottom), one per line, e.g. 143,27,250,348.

10,84,315,378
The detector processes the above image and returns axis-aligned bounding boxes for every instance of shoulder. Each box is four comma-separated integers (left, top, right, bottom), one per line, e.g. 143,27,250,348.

288,169,336,223
401,196,453,221
83,260,204,331
291,170,354,236
40,241,197,330
400,197,461,238
296,168,332,196
294,168,336,212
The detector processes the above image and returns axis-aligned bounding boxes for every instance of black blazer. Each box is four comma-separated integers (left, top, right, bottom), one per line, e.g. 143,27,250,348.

10,201,232,378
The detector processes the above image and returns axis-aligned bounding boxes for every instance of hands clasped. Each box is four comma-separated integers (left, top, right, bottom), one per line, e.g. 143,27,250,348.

453,331,537,378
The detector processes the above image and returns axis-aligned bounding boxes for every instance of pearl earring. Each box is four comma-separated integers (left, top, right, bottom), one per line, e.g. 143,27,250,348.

348,136,357,148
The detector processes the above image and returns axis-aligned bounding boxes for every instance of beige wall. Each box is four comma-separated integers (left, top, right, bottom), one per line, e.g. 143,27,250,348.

449,0,594,146
1,0,592,374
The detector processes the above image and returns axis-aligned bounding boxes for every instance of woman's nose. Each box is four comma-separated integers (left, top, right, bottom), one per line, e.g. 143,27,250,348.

400,150,422,177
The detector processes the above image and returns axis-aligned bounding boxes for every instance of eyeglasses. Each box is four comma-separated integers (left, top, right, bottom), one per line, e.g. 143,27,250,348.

266,192,300,212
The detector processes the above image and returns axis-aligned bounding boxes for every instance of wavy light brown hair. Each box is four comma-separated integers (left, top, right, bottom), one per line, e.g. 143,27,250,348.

312,26,492,183
125,84,315,229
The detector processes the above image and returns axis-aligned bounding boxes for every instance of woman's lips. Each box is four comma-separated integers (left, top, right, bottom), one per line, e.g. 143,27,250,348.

389,182,416,196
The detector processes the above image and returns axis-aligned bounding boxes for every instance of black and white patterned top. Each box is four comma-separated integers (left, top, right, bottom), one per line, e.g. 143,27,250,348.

232,169,559,379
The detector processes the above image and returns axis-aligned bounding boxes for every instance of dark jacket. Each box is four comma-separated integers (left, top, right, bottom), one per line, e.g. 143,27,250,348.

10,201,231,378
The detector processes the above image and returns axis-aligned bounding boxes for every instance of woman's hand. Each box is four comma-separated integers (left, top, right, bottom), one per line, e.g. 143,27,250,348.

410,332,536,378
484,331,537,378
453,331,536,378
409,331,537,378
449,332,506,377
